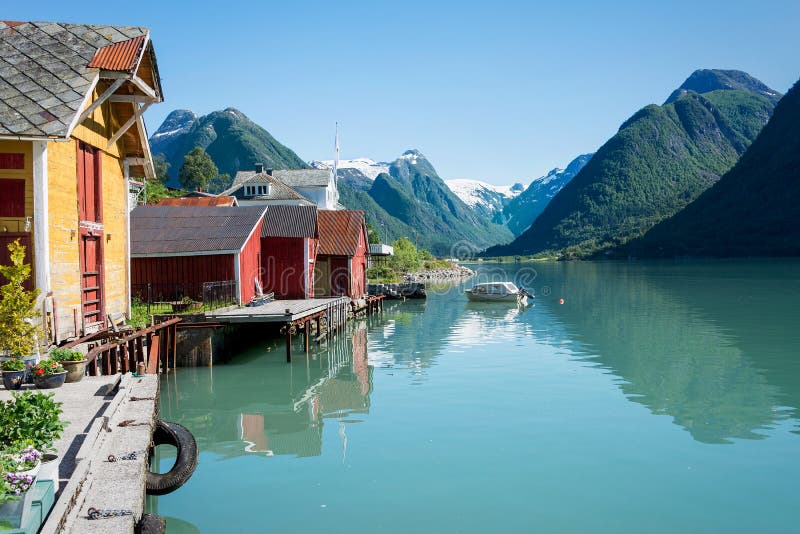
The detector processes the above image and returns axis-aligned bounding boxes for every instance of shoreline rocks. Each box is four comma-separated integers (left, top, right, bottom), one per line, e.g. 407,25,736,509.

403,264,475,282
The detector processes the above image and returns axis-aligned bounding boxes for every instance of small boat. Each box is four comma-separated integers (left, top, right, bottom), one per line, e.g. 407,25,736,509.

465,282,532,304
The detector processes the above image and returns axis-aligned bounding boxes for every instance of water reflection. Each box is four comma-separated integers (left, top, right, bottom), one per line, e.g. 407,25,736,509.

525,260,800,444
160,324,372,458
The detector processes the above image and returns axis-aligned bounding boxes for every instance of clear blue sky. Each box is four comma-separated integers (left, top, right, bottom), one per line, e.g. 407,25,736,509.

8,1,800,184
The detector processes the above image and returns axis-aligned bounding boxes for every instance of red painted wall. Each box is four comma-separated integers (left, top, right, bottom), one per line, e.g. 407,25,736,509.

131,254,235,301
351,227,368,298
239,227,263,303
261,236,310,299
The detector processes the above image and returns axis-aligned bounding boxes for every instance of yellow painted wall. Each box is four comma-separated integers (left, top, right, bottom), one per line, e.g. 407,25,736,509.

47,140,81,338
100,153,127,320
46,88,130,338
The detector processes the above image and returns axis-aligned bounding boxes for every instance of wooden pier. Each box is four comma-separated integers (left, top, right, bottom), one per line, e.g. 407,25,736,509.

204,295,383,363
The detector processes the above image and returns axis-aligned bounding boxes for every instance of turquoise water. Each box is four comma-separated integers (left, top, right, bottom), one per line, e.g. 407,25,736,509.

152,261,800,533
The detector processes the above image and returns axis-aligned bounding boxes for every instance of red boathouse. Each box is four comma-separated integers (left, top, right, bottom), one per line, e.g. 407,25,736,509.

315,210,369,298
260,205,318,299
130,205,266,304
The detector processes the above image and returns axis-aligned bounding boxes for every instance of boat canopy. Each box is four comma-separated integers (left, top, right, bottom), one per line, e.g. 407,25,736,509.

471,282,519,294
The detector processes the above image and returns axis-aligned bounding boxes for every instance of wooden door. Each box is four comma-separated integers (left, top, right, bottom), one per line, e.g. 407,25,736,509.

77,142,104,332
80,234,104,330
314,258,331,297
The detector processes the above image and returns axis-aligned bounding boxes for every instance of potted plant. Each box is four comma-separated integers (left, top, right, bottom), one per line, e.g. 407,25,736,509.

0,455,38,530
1,359,26,391
50,348,87,383
0,392,65,493
0,241,41,379
31,360,67,389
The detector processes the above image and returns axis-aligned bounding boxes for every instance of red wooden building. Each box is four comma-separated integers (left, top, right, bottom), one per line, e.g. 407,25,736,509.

130,205,266,304
260,205,318,299
315,210,369,298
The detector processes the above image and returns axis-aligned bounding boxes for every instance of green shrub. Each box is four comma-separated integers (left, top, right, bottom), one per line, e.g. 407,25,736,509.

0,392,65,453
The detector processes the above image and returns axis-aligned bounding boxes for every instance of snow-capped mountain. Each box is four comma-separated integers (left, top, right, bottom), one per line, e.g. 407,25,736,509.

445,179,525,219
310,158,389,180
501,153,594,236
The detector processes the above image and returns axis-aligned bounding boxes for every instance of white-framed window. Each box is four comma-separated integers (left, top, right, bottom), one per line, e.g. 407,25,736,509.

245,185,255,196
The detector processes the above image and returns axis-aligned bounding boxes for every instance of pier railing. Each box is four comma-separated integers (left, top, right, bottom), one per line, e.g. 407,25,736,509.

83,317,182,376
132,280,238,315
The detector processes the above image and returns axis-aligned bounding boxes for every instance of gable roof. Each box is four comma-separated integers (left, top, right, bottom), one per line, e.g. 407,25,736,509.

156,196,238,207
271,169,331,188
262,205,318,238
131,205,265,257
317,210,367,257
223,171,311,203
0,21,161,140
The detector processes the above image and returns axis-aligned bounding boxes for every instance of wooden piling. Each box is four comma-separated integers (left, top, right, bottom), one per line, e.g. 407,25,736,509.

286,323,293,363
304,320,310,352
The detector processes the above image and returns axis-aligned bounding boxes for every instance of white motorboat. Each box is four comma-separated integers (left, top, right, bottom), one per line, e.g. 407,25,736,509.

465,282,532,304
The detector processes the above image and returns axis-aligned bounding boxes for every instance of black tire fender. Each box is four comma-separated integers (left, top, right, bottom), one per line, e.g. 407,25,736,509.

146,420,198,496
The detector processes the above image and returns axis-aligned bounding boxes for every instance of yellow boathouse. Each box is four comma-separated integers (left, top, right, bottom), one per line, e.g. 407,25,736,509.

0,21,163,341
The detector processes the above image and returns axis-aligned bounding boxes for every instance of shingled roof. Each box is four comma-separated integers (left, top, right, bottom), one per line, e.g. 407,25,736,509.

223,171,312,203
271,169,331,188
317,210,368,257
0,21,161,139
131,205,265,257
262,205,317,238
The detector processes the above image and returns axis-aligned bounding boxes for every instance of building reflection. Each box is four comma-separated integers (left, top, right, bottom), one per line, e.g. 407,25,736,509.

161,324,372,458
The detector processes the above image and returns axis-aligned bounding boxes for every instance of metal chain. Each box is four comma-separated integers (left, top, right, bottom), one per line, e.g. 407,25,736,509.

107,450,145,462
87,507,134,519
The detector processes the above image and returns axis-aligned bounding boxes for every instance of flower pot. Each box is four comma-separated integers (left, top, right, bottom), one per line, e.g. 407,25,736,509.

61,359,88,383
38,454,59,493
22,354,39,383
0,487,35,530
1,369,25,390
33,371,67,389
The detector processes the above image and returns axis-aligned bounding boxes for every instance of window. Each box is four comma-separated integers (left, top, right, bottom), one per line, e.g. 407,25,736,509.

0,178,25,217
245,185,255,196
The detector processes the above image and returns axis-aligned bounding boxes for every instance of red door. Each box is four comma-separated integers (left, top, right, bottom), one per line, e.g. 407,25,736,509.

77,142,105,333
0,233,32,290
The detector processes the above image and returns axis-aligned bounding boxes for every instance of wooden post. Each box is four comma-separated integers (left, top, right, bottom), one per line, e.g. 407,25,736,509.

172,324,178,370
136,336,145,368
104,349,113,375
304,320,310,352
316,317,322,343
120,344,128,373
128,339,137,371
158,328,169,374
286,323,292,363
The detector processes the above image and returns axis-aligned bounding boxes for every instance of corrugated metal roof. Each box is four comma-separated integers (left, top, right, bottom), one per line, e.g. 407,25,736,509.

131,205,265,256
272,169,331,188
157,196,238,207
262,205,317,238
317,210,367,257
0,21,150,138
86,35,145,72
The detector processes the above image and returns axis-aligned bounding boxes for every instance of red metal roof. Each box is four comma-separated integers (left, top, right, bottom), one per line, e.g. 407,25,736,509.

317,210,367,257
262,205,317,238
156,196,238,207
87,35,145,72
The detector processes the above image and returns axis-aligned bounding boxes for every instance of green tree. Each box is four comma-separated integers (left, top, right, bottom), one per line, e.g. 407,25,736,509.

153,154,170,184
389,237,422,272
179,147,218,192
0,241,40,357
366,222,381,245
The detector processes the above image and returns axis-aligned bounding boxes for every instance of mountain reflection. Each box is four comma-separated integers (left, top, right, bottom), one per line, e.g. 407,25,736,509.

531,260,800,444
160,325,372,458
